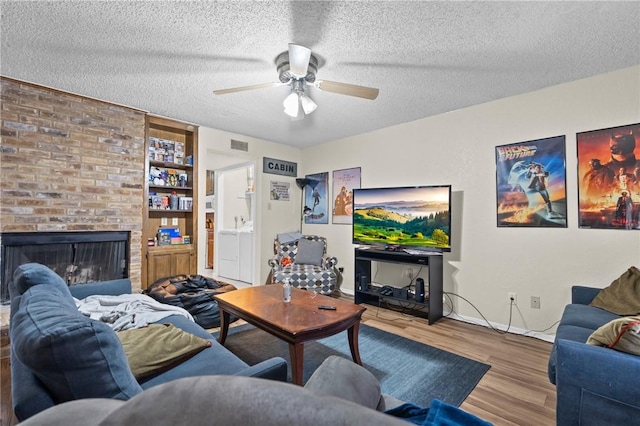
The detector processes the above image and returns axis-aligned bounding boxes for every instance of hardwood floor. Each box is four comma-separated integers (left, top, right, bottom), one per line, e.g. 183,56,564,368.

359,302,557,425
1,326,17,426
0,301,557,426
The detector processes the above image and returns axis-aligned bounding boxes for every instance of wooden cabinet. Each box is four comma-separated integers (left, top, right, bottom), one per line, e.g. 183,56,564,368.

146,246,194,285
206,228,214,269
142,115,198,288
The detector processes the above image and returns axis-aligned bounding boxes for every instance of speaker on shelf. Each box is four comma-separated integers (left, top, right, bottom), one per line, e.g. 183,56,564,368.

415,278,425,303
359,275,368,291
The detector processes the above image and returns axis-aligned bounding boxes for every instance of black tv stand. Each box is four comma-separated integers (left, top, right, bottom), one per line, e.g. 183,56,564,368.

354,247,443,324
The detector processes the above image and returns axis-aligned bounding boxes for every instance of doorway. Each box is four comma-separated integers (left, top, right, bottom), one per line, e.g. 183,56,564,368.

199,149,257,285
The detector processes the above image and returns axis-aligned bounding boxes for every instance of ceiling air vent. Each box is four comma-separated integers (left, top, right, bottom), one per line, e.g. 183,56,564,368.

230,139,249,152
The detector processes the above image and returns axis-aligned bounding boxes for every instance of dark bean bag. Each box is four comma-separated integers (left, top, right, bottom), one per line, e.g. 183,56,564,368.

144,275,237,329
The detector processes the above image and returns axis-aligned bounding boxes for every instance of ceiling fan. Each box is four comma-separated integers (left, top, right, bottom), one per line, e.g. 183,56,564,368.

213,44,379,118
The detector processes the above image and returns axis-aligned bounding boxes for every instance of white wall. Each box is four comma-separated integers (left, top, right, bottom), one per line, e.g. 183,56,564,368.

197,127,302,284
197,66,639,338
218,166,252,230
301,66,640,337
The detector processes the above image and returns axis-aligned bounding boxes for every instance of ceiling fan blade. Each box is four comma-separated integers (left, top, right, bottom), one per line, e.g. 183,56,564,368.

213,82,283,95
316,80,379,100
288,44,311,78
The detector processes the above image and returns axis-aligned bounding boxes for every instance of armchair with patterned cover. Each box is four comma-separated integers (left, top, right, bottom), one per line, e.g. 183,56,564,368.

267,235,339,295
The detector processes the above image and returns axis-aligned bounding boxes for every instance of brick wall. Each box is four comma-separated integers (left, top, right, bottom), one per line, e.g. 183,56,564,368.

0,77,146,297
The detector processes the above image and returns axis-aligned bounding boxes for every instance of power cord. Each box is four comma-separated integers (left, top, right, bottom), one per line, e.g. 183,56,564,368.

444,291,560,337
523,320,560,335
368,288,558,337
374,288,440,320
444,291,513,334
374,297,417,321
402,266,424,290
443,292,455,317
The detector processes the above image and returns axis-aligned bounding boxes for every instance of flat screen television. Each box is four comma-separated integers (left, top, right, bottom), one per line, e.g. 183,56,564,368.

352,185,452,252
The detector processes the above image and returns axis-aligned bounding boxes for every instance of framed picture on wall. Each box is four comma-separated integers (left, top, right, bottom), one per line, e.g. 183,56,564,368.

332,167,361,224
577,122,640,230
304,171,329,224
495,135,567,228
270,180,290,201
206,170,215,195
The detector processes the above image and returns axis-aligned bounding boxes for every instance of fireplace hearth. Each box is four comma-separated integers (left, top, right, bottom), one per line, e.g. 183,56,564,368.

1,231,129,304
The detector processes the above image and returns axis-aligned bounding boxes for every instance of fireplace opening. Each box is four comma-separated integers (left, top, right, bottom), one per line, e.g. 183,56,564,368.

1,231,129,305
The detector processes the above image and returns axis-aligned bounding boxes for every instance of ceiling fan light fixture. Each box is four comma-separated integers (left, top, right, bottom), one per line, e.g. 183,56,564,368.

213,43,380,117
300,93,317,115
288,43,312,78
283,92,300,117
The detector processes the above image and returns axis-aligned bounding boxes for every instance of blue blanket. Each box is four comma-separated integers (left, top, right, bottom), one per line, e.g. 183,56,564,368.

385,399,493,425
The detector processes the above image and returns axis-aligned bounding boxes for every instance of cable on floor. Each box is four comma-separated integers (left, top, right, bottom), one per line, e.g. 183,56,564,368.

444,291,513,334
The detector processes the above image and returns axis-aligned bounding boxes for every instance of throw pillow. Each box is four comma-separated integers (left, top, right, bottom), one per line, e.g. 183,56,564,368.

294,238,324,266
116,324,212,379
277,231,304,244
589,266,640,315
305,355,382,410
12,262,73,299
586,315,640,356
10,286,142,403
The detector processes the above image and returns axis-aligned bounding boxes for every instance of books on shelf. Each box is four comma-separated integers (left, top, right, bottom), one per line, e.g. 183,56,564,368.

156,228,191,246
148,194,193,211
148,137,185,165
157,227,179,246
179,196,193,211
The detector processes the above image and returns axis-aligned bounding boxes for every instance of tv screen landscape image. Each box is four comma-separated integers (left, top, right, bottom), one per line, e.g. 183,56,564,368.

352,185,452,252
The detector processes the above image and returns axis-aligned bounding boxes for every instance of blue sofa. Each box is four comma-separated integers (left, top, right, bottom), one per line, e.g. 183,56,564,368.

9,263,288,421
548,286,640,426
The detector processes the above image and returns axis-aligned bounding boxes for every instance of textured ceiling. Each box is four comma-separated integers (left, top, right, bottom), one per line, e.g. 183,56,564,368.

1,1,639,148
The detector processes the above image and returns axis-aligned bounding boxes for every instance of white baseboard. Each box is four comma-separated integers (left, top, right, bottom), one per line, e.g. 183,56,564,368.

443,312,555,343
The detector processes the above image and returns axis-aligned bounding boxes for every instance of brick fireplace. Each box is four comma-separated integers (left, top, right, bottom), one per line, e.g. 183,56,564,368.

0,77,146,325
1,231,130,304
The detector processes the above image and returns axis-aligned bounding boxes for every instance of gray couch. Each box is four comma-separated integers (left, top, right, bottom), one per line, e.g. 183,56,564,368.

18,356,409,426
18,355,493,426
548,285,640,425
9,263,288,422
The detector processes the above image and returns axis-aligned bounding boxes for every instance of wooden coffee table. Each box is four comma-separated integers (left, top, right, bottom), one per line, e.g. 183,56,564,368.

214,285,367,385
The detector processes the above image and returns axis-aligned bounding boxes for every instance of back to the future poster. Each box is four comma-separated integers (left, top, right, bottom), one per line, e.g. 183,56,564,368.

496,135,567,228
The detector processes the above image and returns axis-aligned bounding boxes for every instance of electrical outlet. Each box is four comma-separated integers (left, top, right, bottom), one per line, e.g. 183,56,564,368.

531,296,541,309
508,292,517,305
160,217,168,226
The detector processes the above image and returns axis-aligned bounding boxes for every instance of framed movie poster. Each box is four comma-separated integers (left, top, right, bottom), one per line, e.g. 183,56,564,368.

496,135,567,228
304,171,329,224
332,167,361,224
577,123,640,230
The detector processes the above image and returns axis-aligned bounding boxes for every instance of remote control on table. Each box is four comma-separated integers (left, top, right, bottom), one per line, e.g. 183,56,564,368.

318,305,337,310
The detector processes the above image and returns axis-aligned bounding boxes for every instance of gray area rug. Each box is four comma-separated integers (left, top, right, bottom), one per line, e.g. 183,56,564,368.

212,323,490,407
